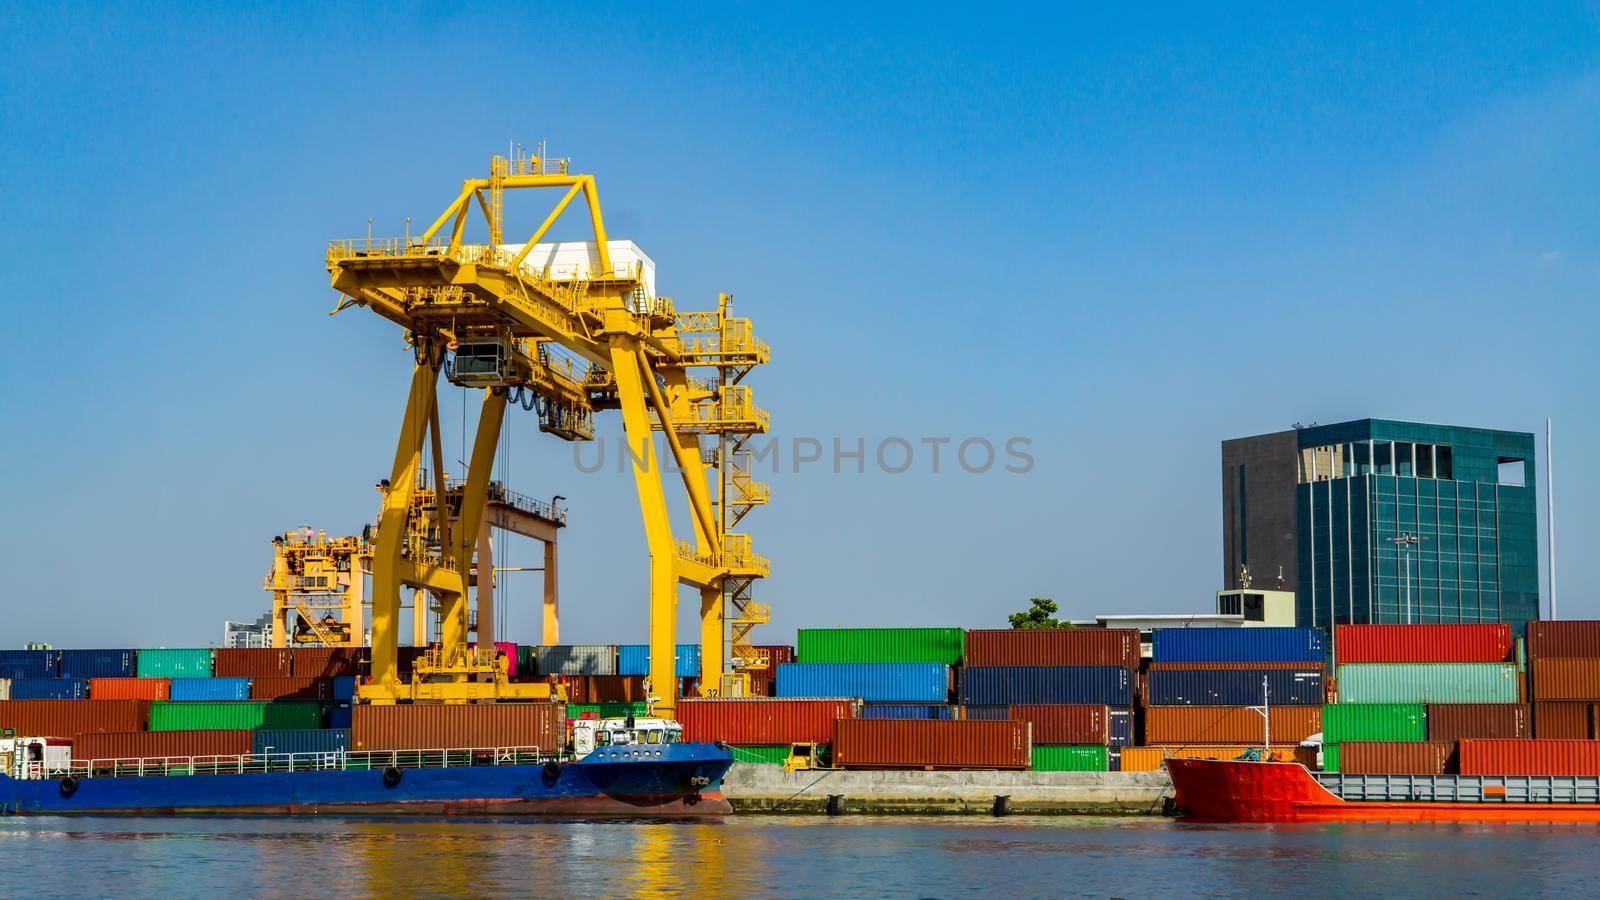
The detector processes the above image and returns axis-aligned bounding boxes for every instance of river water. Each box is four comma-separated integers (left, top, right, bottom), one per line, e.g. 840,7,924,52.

2,815,1596,896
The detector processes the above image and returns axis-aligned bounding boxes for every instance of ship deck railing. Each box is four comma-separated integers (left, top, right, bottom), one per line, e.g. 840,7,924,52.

1316,772,1600,804
56,746,561,780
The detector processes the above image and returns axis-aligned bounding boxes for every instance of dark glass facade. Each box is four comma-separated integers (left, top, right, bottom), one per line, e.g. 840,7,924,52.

1293,420,1538,633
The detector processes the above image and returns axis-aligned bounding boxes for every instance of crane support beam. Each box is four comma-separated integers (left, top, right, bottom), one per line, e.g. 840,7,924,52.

609,337,680,717
368,353,440,695
442,389,507,668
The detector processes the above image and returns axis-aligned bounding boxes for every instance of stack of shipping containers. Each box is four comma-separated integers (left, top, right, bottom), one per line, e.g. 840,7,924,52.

789,628,980,769
1124,627,1325,771
960,629,1139,771
1327,624,1517,774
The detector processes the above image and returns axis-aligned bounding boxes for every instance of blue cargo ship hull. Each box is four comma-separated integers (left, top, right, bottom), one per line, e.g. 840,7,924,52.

1,743,733,816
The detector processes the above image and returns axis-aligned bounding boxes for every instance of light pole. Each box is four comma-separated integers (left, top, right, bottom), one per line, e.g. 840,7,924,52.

1390,532,1428,624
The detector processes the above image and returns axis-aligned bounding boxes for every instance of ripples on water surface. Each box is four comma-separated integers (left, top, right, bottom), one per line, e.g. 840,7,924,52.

3,815,1598,897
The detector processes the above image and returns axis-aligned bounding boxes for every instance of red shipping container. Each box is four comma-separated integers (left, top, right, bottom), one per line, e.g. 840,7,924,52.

249,676,333,701
291,647,365,677
834,718,1031,770
586,676,647,703
1339,741,1458,775
350,703,565,751
88,678,170,700
1007,704,1109,744
1534,702,1599,739
1143,706,1321,745
1459,739,1600,776
1531,658,1600,701
755,645,796,666
1335,624,1511,663
1527,621,1600,660
678,698,859,744
965,629,1140,668
0,700,150,736
213,648,293,677
72,729,253,762
1426,704,1529,741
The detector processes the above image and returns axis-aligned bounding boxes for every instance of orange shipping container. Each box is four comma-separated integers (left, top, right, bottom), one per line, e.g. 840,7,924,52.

679,698,859,744
1339,741,1458,775
1119,746,1260,771
965,628,1139,668
73,729,253,762
1007,704,1109,743
1531,658,1600,701
1143,706,1321,745
213,648,293,678
1459,739,1600,776
88,677,170,700
249,676,332,701
1533,701,1599,739
1335,624,1512,663
0,700,151,736
833,718,1030,770
350,703,565,751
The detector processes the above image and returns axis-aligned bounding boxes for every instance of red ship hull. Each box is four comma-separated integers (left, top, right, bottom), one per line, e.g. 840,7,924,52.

1166,758,1600,824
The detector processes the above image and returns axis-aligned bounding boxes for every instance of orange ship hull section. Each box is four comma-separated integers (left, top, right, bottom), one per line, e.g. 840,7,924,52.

1167,758,1600,823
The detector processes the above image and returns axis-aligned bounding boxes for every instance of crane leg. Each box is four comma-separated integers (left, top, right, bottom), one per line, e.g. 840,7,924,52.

368,354,440,697
476,514,493,678
610,339,679,717
699,586,723,696
542,538,559,645
443,389,507,678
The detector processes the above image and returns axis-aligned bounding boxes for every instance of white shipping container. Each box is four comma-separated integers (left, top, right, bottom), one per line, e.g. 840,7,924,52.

0,678,9,700
500,240,657,300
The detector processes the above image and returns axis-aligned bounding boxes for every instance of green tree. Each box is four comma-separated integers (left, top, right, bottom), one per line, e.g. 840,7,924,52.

1007,597,1073,630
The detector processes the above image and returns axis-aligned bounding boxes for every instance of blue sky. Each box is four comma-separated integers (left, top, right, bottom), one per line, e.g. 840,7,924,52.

1,3,1596,647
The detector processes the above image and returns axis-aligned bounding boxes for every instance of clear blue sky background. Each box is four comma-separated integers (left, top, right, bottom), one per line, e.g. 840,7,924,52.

1,3,1595,647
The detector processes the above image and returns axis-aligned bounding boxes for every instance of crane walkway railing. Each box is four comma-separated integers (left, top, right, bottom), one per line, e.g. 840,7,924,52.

53,746,559,780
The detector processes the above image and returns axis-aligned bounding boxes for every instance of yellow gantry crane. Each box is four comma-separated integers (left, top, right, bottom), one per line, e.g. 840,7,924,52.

262,484,565,654
325,148,772,712
264,527,372,647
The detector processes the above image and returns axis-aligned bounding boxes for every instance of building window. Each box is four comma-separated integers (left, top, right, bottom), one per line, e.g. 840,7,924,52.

1497,457,1527,487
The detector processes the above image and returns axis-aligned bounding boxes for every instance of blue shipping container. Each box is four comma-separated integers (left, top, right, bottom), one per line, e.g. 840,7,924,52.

775,663,951,702
861,703,955,720
326,705,353,730
58,649,136,679
252,729,352,756
169,677,252,701
8,678,88,699
958,666,1133,706
331,676,357,702
617,644,702,678
0,650,58,679
1146,668,1325,706
1152,627,1324,663
1109,707,1133,747
959,705,1011,721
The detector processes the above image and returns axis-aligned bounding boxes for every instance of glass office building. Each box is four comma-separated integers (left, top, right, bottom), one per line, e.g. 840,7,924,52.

1223,419,1539,634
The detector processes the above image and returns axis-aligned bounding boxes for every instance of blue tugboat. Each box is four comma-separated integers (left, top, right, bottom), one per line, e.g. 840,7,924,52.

0,718,733,816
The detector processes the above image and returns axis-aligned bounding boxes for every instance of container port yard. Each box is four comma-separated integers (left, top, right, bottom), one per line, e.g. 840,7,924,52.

4,3,1598,895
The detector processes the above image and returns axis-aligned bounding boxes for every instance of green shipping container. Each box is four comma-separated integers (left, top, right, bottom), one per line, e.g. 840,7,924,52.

729,745,792,765
1321,704,1426,742
797,628,965,665
1323,744,1340,773
149,701,324,732
136,649,214,678
1336,663,1518,704
1031,745,1109,772
566,702,650,719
